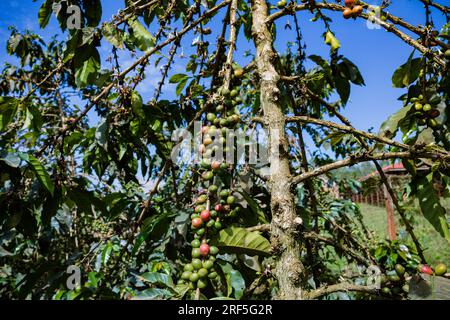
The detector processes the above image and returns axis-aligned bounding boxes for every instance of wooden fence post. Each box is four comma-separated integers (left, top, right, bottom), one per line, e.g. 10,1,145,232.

383,184,397,240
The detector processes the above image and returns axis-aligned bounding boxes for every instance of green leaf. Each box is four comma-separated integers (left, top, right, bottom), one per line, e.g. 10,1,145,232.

415,174,450,243
212,226,271,256
137,272,174,288
74,47,100,88
335,75,350,104
132,288,173,300
392,53,421,88
95,118,108,149
176,77,189,96
0,153,21,168
0,97,21,131
239,190,268,224
340,58,365,86
169,73,188,84
217,261,245,299
83,0,102,27
18,153,54,196
379,104,412,139
38,0,53,28
127,18,155,52
102,23,124,49
131,90,144,118
324,31,340,52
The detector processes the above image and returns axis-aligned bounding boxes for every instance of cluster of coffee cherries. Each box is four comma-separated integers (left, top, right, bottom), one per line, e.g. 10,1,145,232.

342,0,363,19
178,69,245,291
379,262,448,297
410,95,440,128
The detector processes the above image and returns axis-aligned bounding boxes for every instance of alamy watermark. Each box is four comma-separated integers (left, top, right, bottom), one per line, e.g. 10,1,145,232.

52,1,82,30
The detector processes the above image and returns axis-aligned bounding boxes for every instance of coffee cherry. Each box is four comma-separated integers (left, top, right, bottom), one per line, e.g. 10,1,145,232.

181,271,192,280
198,268,209,278
215,204,224,212
206,219,215,228
277,0,287,9
209,246,219,255
352,5,363,16
208,185,218,193
423,104,432,112
203,260,214,270
206,113,217,122
194,205,205,213
199,243,210,256
221,87,230,97
211,161,221,170
388,273,401,282
196,194,208,204
196,227,206,236
230,89,239,98
201,126,209,134
191,239,201,248
202,171,214,181
214,220,222,229
345,0,355,8
204,136,213,146
200,159,211,169
343,8,353,19
231,114,240,123
414,103,423,111
208,271,218,279
192,217,203,228
435,263,447,276
200,210,211,222
445,49,450,60
219,189,230,198
184,263,194,272
227,196,236,205
189,272,199,282
395,264,405,277
382,287,391,295
234,69,244,78
197,278,207,289
219,118,229,127
420,264,433,275
192,248,201,258
192,259,203,270
210,210,218,218
427,118,438,128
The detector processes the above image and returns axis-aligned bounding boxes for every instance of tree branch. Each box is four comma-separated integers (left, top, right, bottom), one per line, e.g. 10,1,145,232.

284,116,411,150
266,2,446,67
306,282,378,300
36,0,231,157
291,150,446,185
304,232,371,266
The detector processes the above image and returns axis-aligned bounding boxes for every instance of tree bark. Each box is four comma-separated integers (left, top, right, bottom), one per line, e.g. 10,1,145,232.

251,0,305,299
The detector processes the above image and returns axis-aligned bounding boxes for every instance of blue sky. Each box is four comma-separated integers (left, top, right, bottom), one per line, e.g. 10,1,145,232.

0,0,447,134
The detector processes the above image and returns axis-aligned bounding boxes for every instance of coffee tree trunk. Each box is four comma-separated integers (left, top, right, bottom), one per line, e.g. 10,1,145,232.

251,0,305,299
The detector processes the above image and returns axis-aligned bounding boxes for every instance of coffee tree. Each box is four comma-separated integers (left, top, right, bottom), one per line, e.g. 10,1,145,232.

0,0,449,300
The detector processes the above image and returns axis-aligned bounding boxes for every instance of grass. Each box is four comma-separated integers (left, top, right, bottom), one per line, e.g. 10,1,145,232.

358,201,450,267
